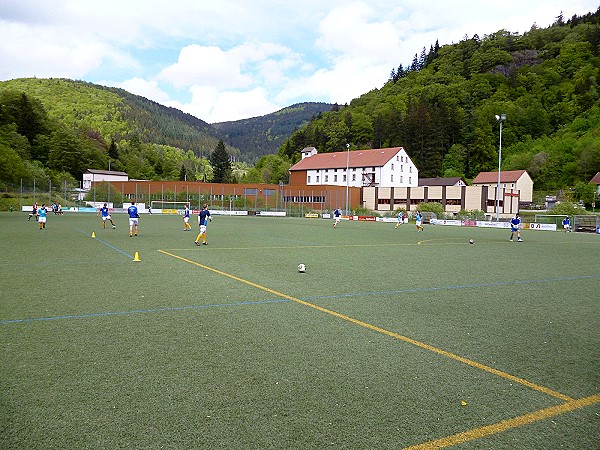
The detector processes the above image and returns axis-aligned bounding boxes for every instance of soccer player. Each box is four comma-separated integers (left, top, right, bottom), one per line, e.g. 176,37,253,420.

395,211,404,229
182,204,191,231
28,202,38,221
127,202,139,237
37,203,48,229
415,210,424,232
562,216,571,232
333,208,341,228
98,203,116,229
510,212,523,242
195,204,211,246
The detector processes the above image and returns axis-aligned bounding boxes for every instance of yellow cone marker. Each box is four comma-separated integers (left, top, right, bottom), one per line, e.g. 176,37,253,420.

91,231,96,238
133,251,141,262
461,400,467,406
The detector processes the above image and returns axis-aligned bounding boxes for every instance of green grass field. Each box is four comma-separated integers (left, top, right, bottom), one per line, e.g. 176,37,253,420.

1,211,599,449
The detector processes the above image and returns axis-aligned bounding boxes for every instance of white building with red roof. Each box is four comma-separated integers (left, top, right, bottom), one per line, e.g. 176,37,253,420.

289,147,418,188
471,170,533,203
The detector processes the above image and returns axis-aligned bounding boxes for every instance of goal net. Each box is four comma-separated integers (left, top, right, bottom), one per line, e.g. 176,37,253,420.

534,214,569,228
150,201,190,213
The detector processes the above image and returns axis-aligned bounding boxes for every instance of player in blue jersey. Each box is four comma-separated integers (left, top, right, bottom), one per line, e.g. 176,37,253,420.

395,210,405,229
182,204,192,231
562,216,571,232
98,203,116,229
195,204,211,245
415,210,424,232
37,203,48,229
127,202,139,237
333,208,341,228
510,212,523,242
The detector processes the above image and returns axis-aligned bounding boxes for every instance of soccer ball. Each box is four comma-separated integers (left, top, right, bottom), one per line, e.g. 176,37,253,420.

297,263,306,273
469,239,474,244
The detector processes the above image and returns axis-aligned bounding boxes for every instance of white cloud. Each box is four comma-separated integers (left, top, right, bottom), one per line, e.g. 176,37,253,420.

0,0,598,122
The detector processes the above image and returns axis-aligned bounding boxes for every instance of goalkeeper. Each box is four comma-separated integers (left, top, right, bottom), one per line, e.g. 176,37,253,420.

127,202,140,237
195,204,211,246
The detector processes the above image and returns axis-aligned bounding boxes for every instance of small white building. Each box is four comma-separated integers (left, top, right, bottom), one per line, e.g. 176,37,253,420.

82,169,129,190
289,147,418,188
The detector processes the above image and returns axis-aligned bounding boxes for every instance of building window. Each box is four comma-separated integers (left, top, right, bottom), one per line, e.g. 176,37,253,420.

409,177,412,184
352,174,356,181
401,156,404,162
334,175,338,182
401,165,403,172
325,175,328,182
391,163,394,170
343,175,347,182
391,174,394,182
409,166,412,173
316,176,320,182
400,176,403,183
396,155,399,161
307,176,311,183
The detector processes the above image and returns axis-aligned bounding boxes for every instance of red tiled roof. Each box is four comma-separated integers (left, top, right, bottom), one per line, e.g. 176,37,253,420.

290,147,405,171
472,170,527,184
591,172,600,184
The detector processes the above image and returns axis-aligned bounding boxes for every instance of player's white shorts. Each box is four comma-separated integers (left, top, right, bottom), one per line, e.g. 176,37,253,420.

199,224,207,234
102,215,111,221
334,217,340,224
416,219,422,227
129,218,139,226
38,216,47,223
563,224,570,230
184,217,189,224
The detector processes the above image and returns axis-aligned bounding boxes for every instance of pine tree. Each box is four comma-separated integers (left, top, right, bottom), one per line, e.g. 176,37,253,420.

210,140,233,183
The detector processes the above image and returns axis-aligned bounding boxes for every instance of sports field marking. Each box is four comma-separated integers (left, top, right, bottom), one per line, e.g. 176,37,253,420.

73,226,133,258
0,299,288,325
403,392,600,449
158,249,573,402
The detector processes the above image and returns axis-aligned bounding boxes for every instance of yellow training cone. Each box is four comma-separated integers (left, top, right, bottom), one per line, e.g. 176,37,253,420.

133,251,141,262
91,231,96,238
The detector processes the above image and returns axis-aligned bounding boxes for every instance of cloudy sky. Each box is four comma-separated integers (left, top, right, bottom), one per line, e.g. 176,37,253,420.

0,1,597,123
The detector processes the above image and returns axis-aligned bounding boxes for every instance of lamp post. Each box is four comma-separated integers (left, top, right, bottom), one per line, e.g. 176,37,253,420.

345,143,350,214
495,114,506,221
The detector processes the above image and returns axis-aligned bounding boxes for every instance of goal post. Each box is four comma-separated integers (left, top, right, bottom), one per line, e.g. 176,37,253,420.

534,214,569,228
150,201,191,213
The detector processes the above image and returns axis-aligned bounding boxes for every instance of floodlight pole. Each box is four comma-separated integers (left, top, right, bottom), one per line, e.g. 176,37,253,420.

345,143,350,215
495,114,506,221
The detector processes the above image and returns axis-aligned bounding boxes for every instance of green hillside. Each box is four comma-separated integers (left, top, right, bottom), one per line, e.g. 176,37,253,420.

279,9,600,204
0,78,232,158
213,102,334,163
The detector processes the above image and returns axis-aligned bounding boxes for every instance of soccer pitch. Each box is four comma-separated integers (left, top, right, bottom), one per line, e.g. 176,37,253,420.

1,212,599,449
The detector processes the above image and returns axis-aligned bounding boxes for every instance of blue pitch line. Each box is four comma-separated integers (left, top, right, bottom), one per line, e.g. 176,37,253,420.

3,274,597,326
0,299,289,325
73,226,133,259
304,274,600,301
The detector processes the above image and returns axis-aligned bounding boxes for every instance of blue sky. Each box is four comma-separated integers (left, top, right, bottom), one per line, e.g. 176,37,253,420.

0,1,597,123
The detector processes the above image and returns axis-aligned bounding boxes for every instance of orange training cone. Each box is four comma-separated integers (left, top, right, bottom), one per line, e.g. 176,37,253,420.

91,231,96,238
133,251,141,262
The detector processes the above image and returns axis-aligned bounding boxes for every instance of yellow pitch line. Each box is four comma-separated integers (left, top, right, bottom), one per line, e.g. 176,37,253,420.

158,249,573,402
403,392,600,449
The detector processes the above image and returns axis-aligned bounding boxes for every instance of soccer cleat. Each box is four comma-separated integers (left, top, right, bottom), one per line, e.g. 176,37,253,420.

509,239,513,242
134,233,137,236
129,234,132,237
112,225,116,229
203,242,207,245
518,238,523,242
195,241,201,246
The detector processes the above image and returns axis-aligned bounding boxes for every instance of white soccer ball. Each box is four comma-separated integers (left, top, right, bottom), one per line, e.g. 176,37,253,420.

469,239,474,244
297,263,306,273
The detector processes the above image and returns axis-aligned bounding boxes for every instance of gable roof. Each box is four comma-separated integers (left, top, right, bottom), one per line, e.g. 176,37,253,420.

419,177,465,186
472,170,528,184
85,169,129,177
290,147,406,171
591,172,600,184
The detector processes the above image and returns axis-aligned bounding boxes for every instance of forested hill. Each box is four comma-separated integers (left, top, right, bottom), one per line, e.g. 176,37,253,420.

279,8,600,193
213,102,334,163
0,78,234,159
